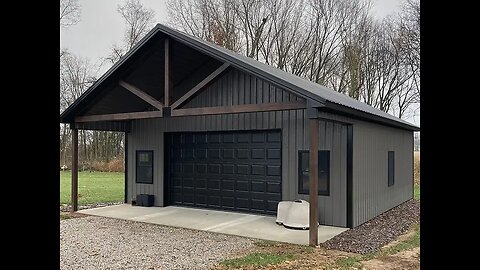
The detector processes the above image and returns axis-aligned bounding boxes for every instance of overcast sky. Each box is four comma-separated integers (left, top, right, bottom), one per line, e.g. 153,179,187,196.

60,0,419,125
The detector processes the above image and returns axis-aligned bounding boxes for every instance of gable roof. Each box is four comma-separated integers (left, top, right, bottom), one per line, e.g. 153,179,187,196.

60,23,419,131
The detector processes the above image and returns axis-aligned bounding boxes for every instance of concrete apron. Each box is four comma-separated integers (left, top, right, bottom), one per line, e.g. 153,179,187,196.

79,204,348,245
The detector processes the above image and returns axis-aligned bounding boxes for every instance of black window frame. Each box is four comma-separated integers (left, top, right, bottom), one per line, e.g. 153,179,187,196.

298,150,330,196
388,151,395,187
136,150,154,184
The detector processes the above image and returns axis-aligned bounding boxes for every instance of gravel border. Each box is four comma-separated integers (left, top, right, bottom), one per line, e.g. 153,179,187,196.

61,216,254,270
60,201,124,212
320,199,420,254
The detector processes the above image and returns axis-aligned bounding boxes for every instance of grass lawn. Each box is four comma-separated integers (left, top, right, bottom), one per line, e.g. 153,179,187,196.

60,171,124,205
414,184,420,200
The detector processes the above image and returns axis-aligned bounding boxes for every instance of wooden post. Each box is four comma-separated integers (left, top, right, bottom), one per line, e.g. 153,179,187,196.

71,127,78,213
164,38,172,106
309,118,319,246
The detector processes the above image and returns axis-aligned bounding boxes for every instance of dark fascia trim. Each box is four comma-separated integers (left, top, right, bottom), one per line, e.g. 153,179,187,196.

323,101,420,131
135,150,154,184
298,150,330,196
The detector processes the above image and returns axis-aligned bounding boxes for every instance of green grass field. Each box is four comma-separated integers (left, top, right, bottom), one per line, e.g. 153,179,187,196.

414,184,420,200
60,171,124,205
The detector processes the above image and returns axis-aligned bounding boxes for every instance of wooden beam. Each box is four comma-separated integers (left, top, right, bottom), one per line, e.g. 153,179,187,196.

74,101,305,122
170,63,231,109
171,101,306,117
164,38,173,106
71,128,78,213
119,80,164,110
75,111,163,122
309,118,319,246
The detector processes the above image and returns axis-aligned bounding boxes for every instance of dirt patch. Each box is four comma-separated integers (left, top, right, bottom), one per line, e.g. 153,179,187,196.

213,241,354,270
321,199,420,254
362,247,420,270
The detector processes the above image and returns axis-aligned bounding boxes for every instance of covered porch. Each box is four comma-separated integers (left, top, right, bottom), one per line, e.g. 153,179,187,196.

79,204,348,246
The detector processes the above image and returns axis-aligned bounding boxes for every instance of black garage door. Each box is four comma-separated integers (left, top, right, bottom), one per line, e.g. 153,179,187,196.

165,130,282,215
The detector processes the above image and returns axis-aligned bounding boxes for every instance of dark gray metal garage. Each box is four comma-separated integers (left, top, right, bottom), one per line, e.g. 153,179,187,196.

60,23,419,246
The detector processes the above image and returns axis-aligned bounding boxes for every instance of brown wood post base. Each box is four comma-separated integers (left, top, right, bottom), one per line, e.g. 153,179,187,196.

309,118,319,246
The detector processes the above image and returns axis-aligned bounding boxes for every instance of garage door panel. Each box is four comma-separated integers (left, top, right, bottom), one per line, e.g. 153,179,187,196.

267,182,281,193
267,149,281,159
251,181,265,192
222,198,235,208
237,164,250,174
222,164,235,174
195,194,207,205
167,130,281,215
223,149,235,159
251,149,265,159
183,178,194,187
207,149,221,159
207,164,221,174
237,149,250,159
266,165,281,176
222,180,235,190
236,180,249,191
196,164,207,174
207,179,221,189
223,133,235,143
251,165,265,175
207,196,221,206
195,149,207,159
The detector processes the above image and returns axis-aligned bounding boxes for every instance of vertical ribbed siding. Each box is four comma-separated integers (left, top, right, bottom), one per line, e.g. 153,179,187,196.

128,120,164,206
125,67,412,228
351,120,413,227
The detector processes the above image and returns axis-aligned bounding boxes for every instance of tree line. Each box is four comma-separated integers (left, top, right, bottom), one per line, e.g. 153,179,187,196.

60,0,420,170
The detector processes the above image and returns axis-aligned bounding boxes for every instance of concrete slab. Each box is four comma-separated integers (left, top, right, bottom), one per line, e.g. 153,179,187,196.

79,204,348,245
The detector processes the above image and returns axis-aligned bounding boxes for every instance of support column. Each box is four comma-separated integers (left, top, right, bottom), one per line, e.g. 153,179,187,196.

164,38,172,106
309,118,319,246
71,127,78,213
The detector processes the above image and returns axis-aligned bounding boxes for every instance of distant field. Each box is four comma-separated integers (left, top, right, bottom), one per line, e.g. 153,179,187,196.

414,151,420,200
60,171,124,205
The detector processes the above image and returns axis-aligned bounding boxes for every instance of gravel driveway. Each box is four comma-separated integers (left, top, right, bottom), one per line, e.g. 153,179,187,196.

60,216,254,270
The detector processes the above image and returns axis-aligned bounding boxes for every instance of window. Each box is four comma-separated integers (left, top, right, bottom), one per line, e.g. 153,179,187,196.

136,150,153,184
388,151,395,186
298,150,330,196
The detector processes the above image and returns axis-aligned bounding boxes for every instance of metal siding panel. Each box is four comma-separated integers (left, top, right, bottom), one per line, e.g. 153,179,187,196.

281,108,290,200
227,71,233,130
288,110,296,201
340,125,347,226
275,87,282,128
352,119,414,227
250,76,257,128
323,121,333,225
332,123,341,225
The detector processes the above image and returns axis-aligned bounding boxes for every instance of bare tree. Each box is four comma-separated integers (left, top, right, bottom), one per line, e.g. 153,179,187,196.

106,0,156,64
60,51,98,166
166,0,420,120
60,0,81,27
